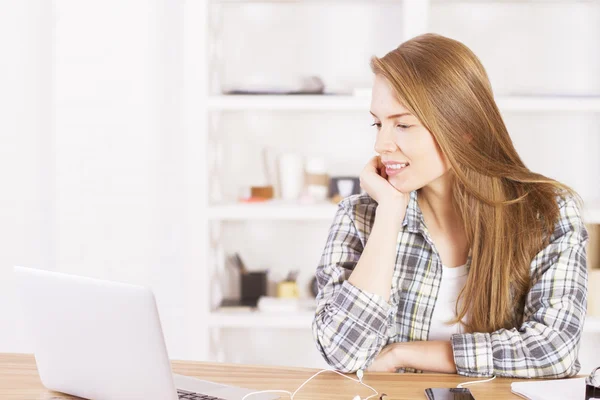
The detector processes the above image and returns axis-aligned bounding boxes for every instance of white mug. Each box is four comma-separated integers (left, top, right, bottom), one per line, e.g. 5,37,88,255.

336,179,356,198
278,153,304,201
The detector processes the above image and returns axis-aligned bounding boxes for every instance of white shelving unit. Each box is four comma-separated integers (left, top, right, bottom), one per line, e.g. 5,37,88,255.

197,0,600,369
201,0,430,367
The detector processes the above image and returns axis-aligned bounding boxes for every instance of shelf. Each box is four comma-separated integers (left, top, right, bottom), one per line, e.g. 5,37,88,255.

207,95,600,112
207,312,600,332
208,201,338,221
208,201,600,223
497,96,600,112
207,311,315,328
207,95,371,111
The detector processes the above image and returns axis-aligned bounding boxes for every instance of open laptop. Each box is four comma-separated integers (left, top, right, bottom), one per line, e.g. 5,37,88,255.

14,266,278,400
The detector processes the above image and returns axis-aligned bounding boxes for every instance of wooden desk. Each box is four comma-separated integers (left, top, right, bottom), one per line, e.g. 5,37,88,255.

0,353,537,399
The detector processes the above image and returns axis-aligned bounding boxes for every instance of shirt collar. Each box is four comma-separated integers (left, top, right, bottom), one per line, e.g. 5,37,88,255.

403,189,473,266
402,190,425,233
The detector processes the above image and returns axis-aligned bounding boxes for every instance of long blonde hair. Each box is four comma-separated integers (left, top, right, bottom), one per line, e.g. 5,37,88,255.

371,33,581,333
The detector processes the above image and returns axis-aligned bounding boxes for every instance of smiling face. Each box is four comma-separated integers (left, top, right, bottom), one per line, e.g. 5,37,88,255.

370,74,451,193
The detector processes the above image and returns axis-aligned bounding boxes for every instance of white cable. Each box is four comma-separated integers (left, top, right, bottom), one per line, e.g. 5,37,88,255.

456,375,496,388
241,389,293,400
241,369,379,400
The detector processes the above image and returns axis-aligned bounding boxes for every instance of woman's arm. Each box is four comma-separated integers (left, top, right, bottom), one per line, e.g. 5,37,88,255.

312,197,407,373
450,197,588,378
313,156,411,373
348,202,406,301
400,341,457,372
368,196,588,378
368,341,457,373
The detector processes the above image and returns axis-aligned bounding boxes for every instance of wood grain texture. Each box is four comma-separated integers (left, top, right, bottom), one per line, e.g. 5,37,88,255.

0,353,574,399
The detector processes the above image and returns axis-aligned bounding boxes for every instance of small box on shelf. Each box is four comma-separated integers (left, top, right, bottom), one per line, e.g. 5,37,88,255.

586,224,600,318
240,271,268,306
586,224,600,270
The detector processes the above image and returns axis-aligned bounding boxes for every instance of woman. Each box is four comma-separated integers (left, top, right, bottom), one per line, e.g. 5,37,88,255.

312,33,589,378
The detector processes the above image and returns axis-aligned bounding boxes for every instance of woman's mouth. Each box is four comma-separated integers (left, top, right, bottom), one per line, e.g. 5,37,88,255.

385,163,409,177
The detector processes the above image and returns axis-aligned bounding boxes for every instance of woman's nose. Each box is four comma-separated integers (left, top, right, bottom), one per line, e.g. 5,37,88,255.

374,128,397,154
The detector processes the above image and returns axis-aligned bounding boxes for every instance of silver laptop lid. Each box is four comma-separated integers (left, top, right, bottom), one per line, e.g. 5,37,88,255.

14,266,178,400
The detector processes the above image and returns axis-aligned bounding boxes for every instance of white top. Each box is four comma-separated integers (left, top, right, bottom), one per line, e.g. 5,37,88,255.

428,263,469,341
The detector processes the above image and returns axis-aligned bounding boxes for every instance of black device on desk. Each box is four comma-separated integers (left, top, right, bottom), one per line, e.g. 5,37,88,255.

587,366,600,400
425,387,475,400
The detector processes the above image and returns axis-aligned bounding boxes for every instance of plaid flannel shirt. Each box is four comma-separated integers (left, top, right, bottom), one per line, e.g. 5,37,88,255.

312,190,589,378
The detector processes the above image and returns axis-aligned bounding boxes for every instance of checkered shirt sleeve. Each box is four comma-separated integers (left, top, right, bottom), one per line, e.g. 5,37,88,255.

452,196,589,378
312,197,394,373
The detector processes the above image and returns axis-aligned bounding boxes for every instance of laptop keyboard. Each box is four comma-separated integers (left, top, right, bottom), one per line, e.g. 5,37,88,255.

177,389,227,400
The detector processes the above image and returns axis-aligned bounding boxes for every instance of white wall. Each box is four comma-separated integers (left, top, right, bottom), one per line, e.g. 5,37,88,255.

429,2,600,96
53,0,188,357
0,0,208,361
0,0,53,353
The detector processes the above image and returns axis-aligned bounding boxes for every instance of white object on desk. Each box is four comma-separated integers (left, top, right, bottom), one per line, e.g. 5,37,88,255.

510,377,586,400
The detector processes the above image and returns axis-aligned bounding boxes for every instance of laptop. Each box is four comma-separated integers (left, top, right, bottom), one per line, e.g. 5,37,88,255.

14,266,278,400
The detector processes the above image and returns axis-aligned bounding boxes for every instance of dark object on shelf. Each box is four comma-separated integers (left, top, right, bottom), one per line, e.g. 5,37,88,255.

225,90,325,95
218,298,257,310
224,76,325,95
285,270,299,282
241,271,268,306
230,253,248,275
328,176,361,203
250,186,274,200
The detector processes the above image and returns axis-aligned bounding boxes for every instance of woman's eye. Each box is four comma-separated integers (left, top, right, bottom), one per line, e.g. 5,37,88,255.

371,122,411,130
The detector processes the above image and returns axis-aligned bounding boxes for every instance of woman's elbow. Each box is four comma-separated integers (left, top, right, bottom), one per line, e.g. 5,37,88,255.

549,355,580,378
312,320,380,373
313,338,358,372
533,339,581,379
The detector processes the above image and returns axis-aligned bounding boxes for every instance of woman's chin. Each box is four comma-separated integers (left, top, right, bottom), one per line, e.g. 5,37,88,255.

389,178,412,193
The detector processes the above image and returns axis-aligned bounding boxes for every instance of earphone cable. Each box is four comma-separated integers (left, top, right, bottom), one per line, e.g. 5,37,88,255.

241,368,379,400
